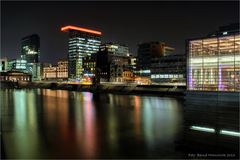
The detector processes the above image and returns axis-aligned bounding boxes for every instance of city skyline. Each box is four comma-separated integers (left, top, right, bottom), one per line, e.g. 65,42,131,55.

1,1,239,64
1,1,239,159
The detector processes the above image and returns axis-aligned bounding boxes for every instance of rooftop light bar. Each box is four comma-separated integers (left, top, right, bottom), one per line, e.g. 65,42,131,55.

190,126,215,133
61,25,102,35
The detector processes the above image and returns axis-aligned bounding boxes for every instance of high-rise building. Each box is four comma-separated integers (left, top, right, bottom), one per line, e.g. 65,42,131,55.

61,25,102,80
187,23,239,92
21,34,41,81
21,34,40,63
137,41,175,77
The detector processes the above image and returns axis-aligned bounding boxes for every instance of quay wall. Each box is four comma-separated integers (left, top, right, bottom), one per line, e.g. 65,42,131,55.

0,81,185,97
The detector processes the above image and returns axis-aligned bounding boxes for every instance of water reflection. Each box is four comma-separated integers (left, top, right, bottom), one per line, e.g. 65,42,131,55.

1,89,183,159
183,92,239,158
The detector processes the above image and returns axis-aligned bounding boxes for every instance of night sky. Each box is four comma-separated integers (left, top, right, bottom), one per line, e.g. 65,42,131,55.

1,1,239,63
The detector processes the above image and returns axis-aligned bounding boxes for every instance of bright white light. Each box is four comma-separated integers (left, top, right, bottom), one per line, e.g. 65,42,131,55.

223,32,228,35
190,126,215,133
140,70,151,74
220,130,240,137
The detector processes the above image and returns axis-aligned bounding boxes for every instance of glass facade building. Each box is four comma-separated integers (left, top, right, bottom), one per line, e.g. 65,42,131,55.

61,26,101,80
21,34,40,63
21,34,41,81
187,25,240,92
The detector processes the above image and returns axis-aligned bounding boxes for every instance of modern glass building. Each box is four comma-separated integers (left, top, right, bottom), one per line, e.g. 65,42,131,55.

21,34,41,81
187,24,240,92
21,34,40,63
61,25,101,80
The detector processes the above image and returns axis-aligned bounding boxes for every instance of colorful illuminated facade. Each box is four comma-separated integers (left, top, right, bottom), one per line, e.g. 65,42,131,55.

61,25,101,80
187,24,240,92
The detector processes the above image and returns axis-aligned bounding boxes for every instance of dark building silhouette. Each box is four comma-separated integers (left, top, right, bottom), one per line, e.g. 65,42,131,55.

21,34,40,63
137,41,175,77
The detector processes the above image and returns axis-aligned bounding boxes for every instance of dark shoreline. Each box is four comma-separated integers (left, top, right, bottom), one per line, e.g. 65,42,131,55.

0,81,186,98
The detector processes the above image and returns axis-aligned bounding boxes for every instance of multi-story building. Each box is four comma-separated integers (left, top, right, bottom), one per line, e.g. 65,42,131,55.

0,58,8,72
8,58,27,71
61,25,101,80
137,41,175,77
21,34,41,81
96,43,133,82
100,43,130,56
122,69,134,82
57,60,68,79
137,41,186,84
184,24,240,151
0,71,32,82
151,54,186,83
43,64,57,80
187,23,239,92
43,60,68,80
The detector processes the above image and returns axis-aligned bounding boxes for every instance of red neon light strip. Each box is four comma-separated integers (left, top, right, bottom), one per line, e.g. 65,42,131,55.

61,25,102,35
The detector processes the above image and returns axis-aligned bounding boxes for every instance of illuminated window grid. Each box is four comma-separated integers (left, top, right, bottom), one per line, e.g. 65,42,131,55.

188,35,240,92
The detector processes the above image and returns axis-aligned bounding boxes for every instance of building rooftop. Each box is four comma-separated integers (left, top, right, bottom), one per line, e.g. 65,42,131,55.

61,25,102,35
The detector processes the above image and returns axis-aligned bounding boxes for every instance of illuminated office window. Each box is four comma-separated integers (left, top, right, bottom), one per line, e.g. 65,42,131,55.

188,34,239,92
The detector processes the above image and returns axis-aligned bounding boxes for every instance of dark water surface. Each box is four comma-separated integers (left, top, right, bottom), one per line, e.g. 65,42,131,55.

1,89,184,159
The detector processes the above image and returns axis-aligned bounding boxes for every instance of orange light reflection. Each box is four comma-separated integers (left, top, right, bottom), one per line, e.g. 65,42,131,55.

134,96,141,138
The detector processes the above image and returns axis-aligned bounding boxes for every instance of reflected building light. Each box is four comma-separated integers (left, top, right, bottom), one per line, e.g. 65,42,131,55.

134,96,141,138
220,130,240,137
190,126,215,133
218,65,223,90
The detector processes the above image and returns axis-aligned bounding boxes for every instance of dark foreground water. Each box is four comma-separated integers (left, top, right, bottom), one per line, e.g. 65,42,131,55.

1,89,184,159
1,89,239,159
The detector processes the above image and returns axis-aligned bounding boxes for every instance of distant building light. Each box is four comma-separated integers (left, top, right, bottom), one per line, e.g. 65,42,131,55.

84,73,94,77
223,32,228,35
140,70,151,74
109,45,118,49
220,130,240,137
190,126,215,133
